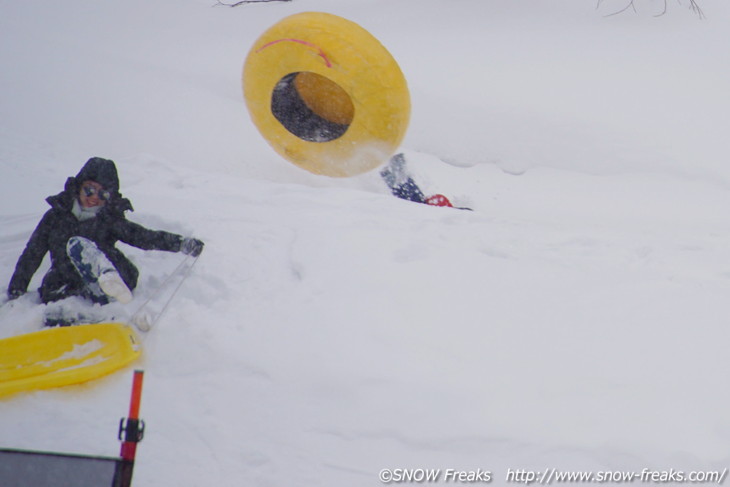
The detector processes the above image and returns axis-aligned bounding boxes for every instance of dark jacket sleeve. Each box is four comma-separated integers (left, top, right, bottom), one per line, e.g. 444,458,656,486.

114,219,183,252
8,211,53,295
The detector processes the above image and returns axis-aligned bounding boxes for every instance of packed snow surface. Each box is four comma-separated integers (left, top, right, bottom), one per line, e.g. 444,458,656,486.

1,0,730,485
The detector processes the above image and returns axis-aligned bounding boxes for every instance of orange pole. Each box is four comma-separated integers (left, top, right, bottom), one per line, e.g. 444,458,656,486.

127,370,144,421
116,370,145,487
120,370,144,461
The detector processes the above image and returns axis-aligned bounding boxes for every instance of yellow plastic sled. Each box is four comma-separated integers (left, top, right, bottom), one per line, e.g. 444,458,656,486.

0,323,141,398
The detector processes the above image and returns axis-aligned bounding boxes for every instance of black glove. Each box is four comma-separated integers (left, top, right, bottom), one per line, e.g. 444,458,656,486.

180,237,204,257
7,288,25,300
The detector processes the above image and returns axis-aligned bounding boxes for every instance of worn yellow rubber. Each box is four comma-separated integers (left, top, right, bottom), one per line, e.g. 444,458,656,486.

243,12,410,177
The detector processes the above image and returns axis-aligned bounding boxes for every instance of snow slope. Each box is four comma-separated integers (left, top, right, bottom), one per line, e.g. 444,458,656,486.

1,0,730,485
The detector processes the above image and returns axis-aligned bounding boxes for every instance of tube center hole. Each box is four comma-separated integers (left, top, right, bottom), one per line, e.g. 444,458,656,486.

271,72,354,142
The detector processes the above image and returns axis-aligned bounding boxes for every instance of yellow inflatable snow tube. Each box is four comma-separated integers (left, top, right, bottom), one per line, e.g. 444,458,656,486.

243,12,410,177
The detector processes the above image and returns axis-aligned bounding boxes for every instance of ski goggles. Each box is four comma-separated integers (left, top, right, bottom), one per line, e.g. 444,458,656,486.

81,184,111,201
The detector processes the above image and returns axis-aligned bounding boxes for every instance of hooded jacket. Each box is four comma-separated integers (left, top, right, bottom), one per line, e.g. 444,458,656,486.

8,158,184,303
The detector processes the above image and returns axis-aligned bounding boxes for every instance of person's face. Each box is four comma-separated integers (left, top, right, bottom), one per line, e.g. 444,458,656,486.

79,180,107,209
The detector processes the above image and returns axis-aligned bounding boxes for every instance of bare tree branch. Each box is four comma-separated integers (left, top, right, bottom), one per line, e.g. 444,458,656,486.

604,0,638,17
686,0,706,19
214,0,291,6
596,0,704,18
654,0,705,18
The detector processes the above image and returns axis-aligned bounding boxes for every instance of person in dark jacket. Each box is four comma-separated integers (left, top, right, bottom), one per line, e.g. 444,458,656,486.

7,157,204,305
380,153,466,209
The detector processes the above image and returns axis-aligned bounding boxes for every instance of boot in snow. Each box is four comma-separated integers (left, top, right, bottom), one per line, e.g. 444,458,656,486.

67,236,133,304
